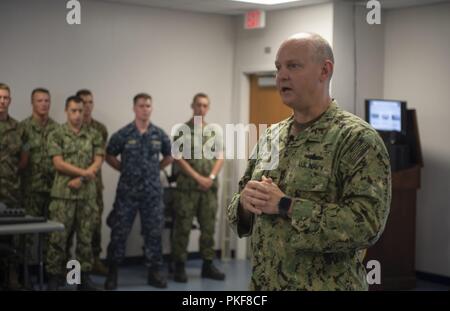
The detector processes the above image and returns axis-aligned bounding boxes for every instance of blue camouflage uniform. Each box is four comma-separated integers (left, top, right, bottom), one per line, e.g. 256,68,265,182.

106,122,171,268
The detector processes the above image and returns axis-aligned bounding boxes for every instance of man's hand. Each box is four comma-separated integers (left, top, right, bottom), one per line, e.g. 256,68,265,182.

83,167,97,180
196,175,213,192
256,176,285,215
239,180,270,215
68,178,82,190
240,176,286,215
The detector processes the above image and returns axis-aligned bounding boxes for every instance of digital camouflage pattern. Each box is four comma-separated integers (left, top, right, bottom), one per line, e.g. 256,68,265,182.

106,122,171,268
46,198,96,275
173,121,222,191
20,116,59,194
0,116,23,209
47,123,104,200
106,194,164,267
106,122,171,196
46,123,104,276
227,100,391,291
84,118,108,257
85,118,108,193
171,189,218,262
20,116,59,217
171,120,222,262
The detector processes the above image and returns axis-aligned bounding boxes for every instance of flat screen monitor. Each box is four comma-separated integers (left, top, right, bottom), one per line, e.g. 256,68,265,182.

365,99,407,134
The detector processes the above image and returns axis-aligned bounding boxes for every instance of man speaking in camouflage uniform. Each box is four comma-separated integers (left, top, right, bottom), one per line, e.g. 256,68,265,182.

171,93,225,283
21,88,59,220
104,93,172,290
227,33,391,291
46,95,104,290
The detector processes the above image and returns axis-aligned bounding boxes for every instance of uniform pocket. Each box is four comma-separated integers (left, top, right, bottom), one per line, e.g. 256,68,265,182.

284,166,331,200
63,144,78,156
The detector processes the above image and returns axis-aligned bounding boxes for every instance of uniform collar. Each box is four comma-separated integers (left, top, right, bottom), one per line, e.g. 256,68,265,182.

283,99,339,143
85,118,97,127
127,121,154,135
62,122,89,137
0,115,18,131
186,118,207,128
28,115,55,130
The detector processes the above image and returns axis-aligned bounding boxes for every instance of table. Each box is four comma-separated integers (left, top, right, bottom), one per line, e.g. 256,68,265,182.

0,221,64,290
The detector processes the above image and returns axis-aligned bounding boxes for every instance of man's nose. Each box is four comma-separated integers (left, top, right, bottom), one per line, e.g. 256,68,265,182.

276,68,289,80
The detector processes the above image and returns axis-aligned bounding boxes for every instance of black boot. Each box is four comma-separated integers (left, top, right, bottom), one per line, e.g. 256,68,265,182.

173,262,187,283
47,274,59,291
104,262,118,290
147,267,167,288
201,260,225,281
78,272,102,291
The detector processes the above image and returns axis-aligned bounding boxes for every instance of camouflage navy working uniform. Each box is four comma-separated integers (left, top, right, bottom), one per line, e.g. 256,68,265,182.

0,115,25,287
46,123,104,276
66,119,108,259
0,116,24,209
227,100,391,291
171,121,223,263
20,116,59,262
20,116,59,218
106,122,171,269
87,119,108,258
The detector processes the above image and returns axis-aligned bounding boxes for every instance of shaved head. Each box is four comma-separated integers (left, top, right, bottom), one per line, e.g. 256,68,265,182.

284,32,334,65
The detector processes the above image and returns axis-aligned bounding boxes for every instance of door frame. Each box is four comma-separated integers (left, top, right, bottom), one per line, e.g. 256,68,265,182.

231,67,277,260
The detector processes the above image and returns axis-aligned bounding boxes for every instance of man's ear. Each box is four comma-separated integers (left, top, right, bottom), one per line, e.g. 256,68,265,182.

319,60,333,82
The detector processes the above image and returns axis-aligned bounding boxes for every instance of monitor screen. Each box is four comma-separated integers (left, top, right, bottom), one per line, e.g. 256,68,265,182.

366,99,405,133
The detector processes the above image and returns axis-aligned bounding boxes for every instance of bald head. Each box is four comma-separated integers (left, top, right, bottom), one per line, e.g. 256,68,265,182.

283,32,334,66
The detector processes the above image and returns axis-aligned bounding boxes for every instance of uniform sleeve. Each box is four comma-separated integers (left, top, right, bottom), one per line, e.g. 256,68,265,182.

227,158,257,237
227,126,278,237
160,129,172,157
47,130,63,157
106,132,123,156
16,122,30,153
101,124,108,145
92,130,105,157
288,131,392,253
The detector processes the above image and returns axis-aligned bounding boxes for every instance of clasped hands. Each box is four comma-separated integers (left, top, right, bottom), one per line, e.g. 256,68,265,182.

68,166,98,190
195,174,214,192
239,176,285,215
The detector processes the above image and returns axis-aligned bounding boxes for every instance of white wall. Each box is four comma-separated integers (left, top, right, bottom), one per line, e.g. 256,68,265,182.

383,3,450,277
354,4,385,118
0,0,235,258
333,2,385,117
332,1,356,114
231,3,334,258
